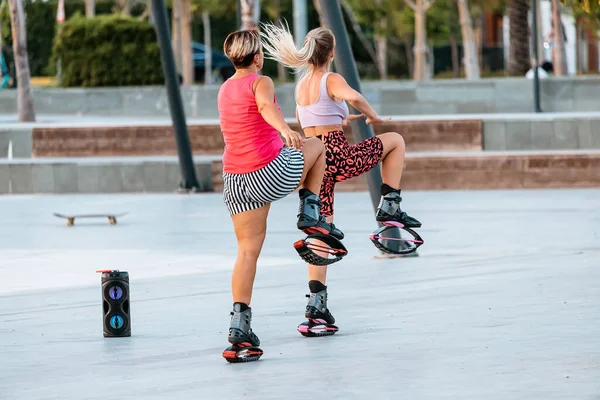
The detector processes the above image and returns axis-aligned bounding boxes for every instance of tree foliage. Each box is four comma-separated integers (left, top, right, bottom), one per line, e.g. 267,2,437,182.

261,0,292,20
190,0,235,16
563,0,600,26
346,0,464,45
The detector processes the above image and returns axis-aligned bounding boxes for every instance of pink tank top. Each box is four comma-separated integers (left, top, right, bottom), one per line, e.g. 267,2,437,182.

218,74,284,174
295,72,349,129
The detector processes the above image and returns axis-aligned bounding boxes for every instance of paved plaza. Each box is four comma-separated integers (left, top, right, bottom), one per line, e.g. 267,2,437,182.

1,189,599,399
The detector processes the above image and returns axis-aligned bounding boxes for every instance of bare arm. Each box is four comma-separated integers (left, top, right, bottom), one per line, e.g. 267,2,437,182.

327,73,379,120
254,76,303,149
255,76,290,133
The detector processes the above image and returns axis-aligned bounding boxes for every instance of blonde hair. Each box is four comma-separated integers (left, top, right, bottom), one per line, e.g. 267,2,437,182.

223,30,262,68
260,21,335,76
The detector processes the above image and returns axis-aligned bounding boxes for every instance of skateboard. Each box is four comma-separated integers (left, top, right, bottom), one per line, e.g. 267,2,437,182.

53,213,128,227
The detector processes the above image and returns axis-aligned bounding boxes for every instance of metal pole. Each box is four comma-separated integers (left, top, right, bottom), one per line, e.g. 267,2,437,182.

317,0,415,256
151,0,200,191
293,0,308,49
253,0,261,25
293,0,308,82
531,0,542,112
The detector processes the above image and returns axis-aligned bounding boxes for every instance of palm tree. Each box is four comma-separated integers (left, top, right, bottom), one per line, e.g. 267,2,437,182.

7,0,35,122
507,0,530,75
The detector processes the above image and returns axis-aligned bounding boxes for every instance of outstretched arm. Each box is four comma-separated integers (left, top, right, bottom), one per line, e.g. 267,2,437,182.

327,73,388,124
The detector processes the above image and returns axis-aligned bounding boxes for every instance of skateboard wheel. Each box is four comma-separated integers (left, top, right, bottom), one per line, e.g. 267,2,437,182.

108,217,117,225
67,218,74,226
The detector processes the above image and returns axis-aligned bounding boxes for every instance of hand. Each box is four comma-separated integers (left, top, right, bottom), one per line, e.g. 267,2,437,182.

342,113,366,126
348,113,366,122
365,115,392,125
280,128,304,150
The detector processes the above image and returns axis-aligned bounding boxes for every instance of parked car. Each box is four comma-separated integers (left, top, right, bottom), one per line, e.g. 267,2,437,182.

0,45,16,89
192,41,235,83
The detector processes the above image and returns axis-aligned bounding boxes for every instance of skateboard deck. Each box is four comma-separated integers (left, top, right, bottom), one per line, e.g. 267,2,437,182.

53,213,128,226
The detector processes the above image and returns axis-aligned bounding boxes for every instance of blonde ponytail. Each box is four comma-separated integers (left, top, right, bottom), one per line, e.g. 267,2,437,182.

259,21,317,75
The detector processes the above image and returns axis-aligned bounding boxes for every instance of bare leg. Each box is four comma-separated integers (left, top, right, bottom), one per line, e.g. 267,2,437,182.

377,132,406,189
231,204,270,305
375,132,421,227
297,137,326,194
302,219,337,336
307,215,334,284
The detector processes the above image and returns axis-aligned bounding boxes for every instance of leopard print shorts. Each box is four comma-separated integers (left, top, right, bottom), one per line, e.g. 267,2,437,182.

318,130,383,217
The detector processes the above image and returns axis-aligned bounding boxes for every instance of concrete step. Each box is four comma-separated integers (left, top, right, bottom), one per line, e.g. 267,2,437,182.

30,119,483,158
335,149,600,191
0,155,219,194
1,150,598,194
209,149,600,192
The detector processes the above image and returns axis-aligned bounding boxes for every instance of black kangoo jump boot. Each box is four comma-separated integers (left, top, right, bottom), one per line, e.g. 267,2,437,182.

375,191,421,228
297,189,344,240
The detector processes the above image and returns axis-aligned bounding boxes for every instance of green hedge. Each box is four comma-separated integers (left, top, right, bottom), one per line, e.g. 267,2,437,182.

51,14,164,87
0,0,141,77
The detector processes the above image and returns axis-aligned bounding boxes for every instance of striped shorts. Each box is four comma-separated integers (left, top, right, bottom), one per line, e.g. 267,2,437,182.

223,147,305,216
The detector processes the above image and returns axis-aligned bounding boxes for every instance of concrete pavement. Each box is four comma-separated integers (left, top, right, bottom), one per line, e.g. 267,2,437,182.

1,189,599,399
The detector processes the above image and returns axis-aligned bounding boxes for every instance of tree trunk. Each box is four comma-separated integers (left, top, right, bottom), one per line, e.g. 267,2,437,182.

85,0,95,17
475,25,483,71
412,0,428,81
575,18,580,74
203,11,213,85
119,0,132,16
376,34,387,79
172,0,182,75
375,0,387,80
139,0,152,21
403,35,414,79
313,0,322,25
449,33,460,77
56,0,65,23
181,0,193,85
457,0,480,79
507,0,530,75
240,0,257,30
7,0,35,122
472,7,484,71
273,3,286,82
551,0,568,75
427,40,434,79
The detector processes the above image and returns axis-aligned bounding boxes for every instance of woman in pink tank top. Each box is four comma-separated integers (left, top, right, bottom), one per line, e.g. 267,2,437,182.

217,29,345,363
261,23,422,336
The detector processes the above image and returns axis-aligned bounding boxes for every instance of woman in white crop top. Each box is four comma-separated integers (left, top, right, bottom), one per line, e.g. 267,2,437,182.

260,22,422,336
